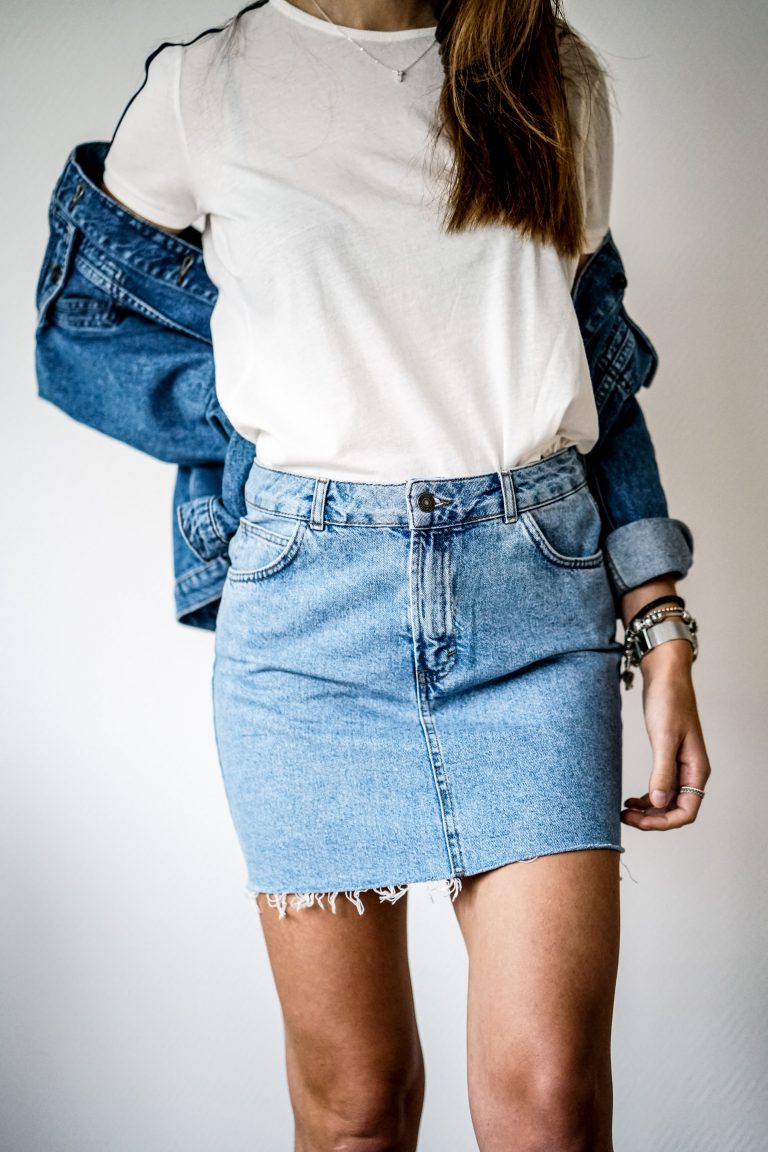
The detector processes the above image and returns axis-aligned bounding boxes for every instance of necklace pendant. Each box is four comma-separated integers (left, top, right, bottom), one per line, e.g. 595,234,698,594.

395,69,404,82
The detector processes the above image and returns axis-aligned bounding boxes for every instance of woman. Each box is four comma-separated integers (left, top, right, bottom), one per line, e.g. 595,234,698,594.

100,1,711,1148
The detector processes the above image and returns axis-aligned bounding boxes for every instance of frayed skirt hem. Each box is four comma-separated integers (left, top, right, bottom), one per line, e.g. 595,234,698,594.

245,876,463,918
244,844,631,919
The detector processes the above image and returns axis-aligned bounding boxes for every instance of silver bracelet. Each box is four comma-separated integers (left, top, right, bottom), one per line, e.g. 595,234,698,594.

621,607,698,690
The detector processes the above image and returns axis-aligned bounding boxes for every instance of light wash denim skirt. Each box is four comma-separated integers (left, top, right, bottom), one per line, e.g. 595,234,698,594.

211,445,625,918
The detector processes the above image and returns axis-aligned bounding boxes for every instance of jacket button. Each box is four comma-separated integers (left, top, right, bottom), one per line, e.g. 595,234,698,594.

50,264,62,283
611,272,628,289
418,491,437,512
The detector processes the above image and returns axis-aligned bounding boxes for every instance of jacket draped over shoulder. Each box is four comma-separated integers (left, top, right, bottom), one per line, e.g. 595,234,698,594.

34,141,694,630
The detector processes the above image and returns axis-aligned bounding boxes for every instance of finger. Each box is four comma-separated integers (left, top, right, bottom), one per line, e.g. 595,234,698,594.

676,726,712,797
647,729,683,808
622,790,671,813
623,793,654,811
621,793,701,829
670,792,704,821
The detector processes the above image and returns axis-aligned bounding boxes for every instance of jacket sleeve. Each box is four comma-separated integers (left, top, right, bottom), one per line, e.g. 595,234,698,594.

586,393,694,601
575,254,694,605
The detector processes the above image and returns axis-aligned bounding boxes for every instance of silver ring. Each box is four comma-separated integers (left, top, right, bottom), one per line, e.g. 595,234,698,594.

678,785,706,798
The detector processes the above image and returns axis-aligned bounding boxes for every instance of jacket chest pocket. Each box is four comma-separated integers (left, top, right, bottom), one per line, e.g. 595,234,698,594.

227,506,308,582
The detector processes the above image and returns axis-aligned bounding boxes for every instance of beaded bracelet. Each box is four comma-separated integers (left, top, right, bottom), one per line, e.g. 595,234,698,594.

628,605,691,633
627,594,686,632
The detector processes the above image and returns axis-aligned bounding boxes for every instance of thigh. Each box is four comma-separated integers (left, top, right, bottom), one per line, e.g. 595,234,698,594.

256,891,424,1123
453,849,621,1143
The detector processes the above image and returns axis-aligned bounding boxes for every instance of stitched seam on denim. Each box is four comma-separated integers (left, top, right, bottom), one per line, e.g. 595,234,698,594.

37,218,77,322
36,209,62,308
42,312,118,330
244,499,308,520
310,477,329,530
228,520,306,581
48,296,116,315
521,478,589,513
75,215,214,302
520,513,604,568
75,251,209,342
245,510,581,529
174,555,228,585
238,519,294,545
416,673,466,872
206,497,229,545
242,487,589,528
175,503,210,565
508,481,590,520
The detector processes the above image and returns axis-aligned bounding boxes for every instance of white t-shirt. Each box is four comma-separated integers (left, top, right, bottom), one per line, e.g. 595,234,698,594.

103,0,613,482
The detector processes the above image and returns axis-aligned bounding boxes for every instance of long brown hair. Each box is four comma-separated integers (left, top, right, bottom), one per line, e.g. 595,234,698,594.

431,0,602,257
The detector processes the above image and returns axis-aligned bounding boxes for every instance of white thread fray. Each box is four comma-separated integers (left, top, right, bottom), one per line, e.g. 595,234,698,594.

244,877,463,918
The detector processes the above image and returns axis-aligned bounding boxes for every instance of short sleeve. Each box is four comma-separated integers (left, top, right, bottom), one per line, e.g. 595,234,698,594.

560,34,614,254
103,43,200,229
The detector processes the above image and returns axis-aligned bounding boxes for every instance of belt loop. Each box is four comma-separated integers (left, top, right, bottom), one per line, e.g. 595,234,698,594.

498,469,518,524
310,477,330,531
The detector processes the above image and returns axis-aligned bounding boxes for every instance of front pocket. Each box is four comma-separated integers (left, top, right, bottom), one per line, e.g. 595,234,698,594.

520,483,605,569
226,506,308,582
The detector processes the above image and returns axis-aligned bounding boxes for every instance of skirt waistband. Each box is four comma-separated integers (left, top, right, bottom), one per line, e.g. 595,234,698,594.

244,445,591,530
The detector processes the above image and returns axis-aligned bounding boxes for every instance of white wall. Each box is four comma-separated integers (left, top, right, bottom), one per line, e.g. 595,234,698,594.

2,2,766,1149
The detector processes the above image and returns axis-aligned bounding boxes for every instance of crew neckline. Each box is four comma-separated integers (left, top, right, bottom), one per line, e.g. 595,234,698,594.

269,0,438,41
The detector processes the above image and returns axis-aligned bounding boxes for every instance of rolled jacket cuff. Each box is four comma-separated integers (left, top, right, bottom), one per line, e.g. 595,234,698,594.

603,517,694,598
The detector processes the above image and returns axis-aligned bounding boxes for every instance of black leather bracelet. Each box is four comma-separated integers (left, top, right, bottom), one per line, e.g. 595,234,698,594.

627,594,686,632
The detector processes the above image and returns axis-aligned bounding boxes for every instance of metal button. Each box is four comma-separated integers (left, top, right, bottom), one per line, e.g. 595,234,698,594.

417,491,437,512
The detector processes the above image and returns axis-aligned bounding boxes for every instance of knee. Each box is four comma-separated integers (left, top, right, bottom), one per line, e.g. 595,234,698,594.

469,1057,609,1152
293,1060,424,1152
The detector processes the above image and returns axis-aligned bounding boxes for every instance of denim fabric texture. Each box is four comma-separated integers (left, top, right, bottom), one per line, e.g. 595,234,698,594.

34,140,694,630
212,445,624,909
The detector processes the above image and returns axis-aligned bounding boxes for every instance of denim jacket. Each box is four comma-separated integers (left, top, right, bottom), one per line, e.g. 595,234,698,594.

35,140,694,630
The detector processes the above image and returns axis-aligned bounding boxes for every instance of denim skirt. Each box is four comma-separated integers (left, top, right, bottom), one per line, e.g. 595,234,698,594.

211,445,625,917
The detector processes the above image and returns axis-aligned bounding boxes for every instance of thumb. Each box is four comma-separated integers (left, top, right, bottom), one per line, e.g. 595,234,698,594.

648,729,681,808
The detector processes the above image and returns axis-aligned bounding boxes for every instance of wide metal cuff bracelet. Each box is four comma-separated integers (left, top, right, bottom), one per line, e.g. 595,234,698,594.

629,617,699,663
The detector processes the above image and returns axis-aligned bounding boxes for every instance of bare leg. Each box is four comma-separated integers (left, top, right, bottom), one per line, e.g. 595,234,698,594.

255,890,425,1152
452,849,621,1152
